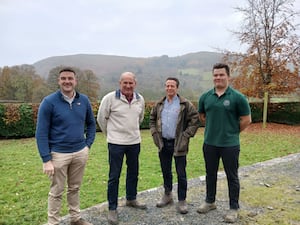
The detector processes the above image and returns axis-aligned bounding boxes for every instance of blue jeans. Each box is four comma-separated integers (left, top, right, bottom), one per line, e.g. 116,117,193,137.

203,143,240,209
107,143,140,210
159,139,187,201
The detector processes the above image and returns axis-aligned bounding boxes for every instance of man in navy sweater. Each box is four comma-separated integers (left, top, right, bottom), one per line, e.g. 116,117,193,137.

36,67,96,225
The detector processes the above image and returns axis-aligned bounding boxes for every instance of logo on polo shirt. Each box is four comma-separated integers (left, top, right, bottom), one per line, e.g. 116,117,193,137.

223,100,230,107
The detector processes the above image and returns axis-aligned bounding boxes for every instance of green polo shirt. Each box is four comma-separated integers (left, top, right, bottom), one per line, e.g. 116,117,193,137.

198,86,251,147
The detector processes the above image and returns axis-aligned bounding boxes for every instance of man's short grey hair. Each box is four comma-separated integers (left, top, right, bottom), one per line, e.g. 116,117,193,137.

119,72,137,82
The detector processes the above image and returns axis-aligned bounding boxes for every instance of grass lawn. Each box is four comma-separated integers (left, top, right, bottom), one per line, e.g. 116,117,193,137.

0,123,299,225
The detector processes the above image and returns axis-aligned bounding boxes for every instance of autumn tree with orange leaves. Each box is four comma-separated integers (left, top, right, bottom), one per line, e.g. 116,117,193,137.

224,0,300,99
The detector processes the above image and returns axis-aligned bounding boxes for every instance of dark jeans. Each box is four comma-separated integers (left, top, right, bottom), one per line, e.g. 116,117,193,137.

203,143,240,209
159,139,187,201
107,143,140,210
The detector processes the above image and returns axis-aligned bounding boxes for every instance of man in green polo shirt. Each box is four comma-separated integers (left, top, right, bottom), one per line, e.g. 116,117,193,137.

197,63,252,223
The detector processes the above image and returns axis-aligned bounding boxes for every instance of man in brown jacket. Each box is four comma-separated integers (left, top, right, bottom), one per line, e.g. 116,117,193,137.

149,77,199,214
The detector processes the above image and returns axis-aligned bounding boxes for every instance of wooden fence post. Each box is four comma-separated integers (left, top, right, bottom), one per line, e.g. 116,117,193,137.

262,92,268,128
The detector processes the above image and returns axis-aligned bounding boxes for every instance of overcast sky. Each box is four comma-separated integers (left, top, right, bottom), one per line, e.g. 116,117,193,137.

1,0,299,67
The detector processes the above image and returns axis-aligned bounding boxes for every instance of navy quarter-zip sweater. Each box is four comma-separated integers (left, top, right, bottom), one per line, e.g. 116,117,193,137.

36,91,96,163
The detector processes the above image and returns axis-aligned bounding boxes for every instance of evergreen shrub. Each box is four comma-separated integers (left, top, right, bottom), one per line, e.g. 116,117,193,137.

0,101,299,138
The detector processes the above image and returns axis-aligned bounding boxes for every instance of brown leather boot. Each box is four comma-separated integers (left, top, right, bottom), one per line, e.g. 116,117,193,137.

156,193,173,208
197,202,217,214
224,209,238,223
178,200,188,214
126,200,147,209
108,210,118,225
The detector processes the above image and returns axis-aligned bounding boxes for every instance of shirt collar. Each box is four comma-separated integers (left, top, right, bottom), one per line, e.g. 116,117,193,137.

61,91,76,102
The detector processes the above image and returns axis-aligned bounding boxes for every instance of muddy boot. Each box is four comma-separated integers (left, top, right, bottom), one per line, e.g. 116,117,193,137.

224,209,238,223
178,200,188,214
108,210,118,225
197,202,216,214
126,200,147,209
156,193,173,208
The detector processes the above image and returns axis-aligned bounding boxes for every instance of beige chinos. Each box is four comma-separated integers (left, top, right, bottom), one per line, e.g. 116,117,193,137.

47,147,89,225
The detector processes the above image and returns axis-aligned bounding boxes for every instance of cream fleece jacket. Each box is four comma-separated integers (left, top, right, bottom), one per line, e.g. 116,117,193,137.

97,90,145,145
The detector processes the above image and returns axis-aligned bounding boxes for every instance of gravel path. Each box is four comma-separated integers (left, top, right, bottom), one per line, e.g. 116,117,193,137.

57,153,300,225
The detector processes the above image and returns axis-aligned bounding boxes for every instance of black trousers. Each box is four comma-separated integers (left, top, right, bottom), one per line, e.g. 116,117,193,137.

203,143,240,209
159,138,187,201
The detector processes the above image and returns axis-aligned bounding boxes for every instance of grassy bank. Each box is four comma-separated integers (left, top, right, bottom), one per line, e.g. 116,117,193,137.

0,123,299,225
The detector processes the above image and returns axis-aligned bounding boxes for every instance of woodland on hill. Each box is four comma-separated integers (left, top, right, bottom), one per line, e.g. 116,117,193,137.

33,51,223,101
0,51,223,102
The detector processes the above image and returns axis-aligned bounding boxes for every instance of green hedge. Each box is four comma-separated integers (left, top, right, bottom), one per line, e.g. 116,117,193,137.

0,101,299,138
0,104,36,138
268,102,300,125
249,102,300,124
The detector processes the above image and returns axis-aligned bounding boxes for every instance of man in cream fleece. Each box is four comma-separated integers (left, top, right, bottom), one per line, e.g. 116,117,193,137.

97,72,146,225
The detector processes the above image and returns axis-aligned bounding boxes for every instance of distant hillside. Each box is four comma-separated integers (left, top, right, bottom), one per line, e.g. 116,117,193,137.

33,51,223,101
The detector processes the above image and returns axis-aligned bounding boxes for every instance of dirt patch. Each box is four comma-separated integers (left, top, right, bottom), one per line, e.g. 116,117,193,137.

245,122,300,134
